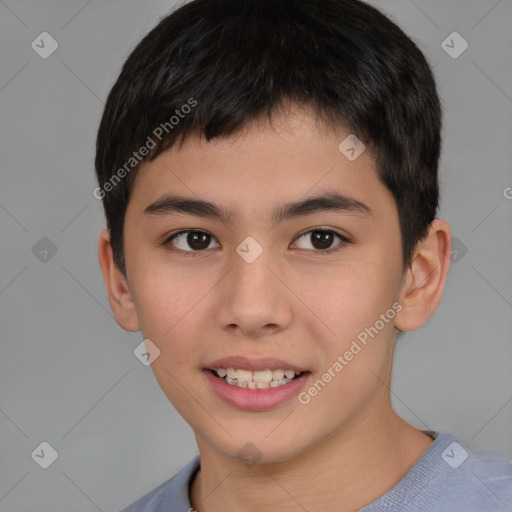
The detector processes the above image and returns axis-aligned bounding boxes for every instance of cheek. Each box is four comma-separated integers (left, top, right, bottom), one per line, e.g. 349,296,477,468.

296,257,398,346
132,267,207,407
132,255,203,323
129,263,209,361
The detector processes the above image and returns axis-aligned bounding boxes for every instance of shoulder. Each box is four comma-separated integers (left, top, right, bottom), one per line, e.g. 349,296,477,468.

454,443,512,507
118,455,200,512
361,432,512,512
407,433,512,512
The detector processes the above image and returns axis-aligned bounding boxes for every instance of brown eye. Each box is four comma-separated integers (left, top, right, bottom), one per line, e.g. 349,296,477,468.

166,230,219,252
294,228,349,253
311,230,335,250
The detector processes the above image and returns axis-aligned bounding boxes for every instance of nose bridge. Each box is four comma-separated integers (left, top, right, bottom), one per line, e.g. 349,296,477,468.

232,237,276,302
215,236,292,335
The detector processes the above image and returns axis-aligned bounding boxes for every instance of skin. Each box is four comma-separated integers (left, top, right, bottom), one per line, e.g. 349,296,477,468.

98,104,451,512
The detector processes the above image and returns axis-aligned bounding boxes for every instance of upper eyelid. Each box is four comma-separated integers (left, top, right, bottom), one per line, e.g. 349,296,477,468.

166,229,219,248
292,229,350,251
295,227,349,240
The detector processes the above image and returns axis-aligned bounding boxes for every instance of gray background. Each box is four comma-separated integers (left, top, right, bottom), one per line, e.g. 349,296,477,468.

1,0,511,510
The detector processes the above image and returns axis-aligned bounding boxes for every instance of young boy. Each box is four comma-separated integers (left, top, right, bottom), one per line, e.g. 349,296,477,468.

94,0,512,510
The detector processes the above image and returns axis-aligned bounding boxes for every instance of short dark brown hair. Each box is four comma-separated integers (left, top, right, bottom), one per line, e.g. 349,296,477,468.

95,0,442,277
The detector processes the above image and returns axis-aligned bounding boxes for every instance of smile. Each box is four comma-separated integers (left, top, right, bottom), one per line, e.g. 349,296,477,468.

210,368,305,389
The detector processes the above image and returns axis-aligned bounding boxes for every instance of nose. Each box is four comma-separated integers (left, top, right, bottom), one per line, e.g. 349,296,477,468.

214,242,293,338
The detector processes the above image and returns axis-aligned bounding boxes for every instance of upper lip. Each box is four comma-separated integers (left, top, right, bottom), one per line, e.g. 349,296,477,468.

205,356,308,372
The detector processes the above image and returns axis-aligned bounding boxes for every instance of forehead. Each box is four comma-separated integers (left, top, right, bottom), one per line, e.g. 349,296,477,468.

127,107,395,225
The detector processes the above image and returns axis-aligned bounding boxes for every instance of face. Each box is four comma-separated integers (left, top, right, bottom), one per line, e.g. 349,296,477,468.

120,107,406,463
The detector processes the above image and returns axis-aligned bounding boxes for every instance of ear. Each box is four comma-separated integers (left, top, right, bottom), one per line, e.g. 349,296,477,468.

394,219,452,331
97,228,140,332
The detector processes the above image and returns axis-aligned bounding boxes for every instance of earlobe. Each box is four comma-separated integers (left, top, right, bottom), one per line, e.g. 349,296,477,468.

97,228,140,332
394,219,452,332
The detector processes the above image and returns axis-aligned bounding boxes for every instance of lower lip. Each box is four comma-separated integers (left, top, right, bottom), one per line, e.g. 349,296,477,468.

203,370,310,411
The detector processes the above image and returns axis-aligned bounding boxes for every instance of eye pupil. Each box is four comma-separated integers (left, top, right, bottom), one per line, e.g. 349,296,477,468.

188,231,210,250
311,230,334,250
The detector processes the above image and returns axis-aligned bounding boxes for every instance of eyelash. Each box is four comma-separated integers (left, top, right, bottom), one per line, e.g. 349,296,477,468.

163,228,351,258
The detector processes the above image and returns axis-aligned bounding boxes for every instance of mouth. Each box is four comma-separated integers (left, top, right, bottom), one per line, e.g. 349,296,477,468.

203,357,311,410
207,367,308,389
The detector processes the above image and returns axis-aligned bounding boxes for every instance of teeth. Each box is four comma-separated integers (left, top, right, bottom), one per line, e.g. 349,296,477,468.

235,369,253,382
253,369,272,383
272,369,285,380
213,367,304,388
225,377,293,388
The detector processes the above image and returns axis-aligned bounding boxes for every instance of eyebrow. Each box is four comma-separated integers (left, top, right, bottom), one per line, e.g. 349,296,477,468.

143,191,373,226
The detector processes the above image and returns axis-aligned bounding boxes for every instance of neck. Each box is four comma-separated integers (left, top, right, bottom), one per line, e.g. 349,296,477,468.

190,410,434,512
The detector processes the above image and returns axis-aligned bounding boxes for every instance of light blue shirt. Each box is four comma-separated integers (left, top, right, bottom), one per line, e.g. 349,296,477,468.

119,432,512,511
